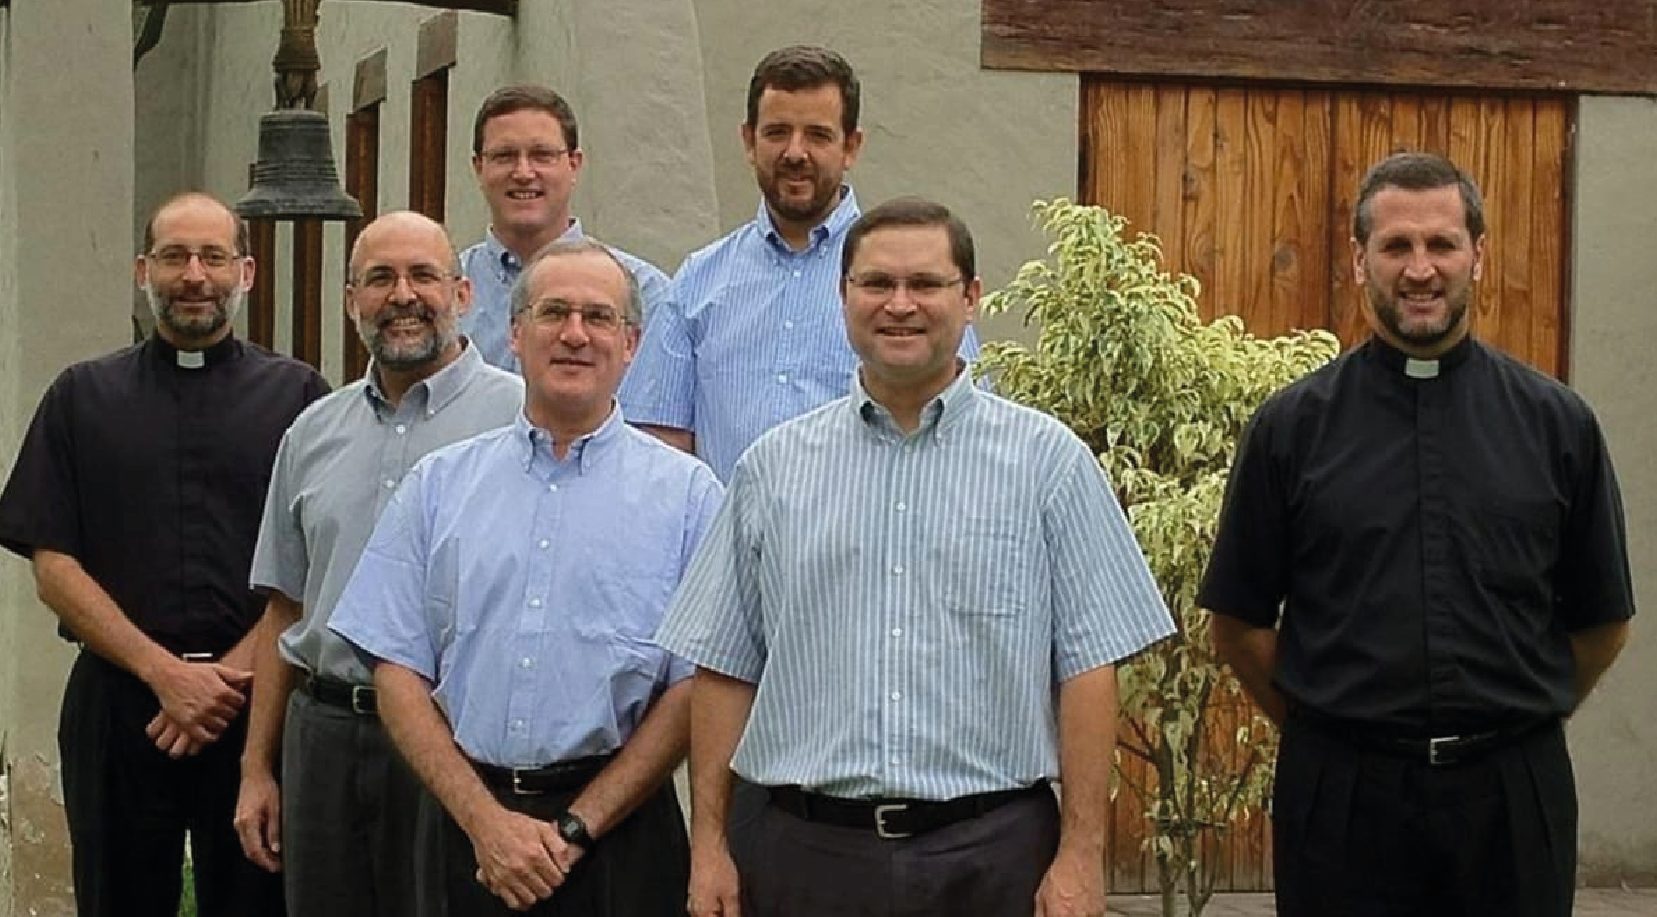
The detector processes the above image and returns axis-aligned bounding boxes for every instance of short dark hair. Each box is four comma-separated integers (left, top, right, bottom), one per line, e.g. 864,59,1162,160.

841,196,975,283
745,45,860,136
1353,151,1485,244
144,192,249,256
472,85,579,155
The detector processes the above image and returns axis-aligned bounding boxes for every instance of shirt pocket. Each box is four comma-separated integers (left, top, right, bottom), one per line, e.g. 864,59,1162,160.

934,517,1029,616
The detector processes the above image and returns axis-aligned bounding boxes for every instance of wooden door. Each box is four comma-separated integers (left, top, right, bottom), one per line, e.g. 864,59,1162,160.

1082,78,1576,894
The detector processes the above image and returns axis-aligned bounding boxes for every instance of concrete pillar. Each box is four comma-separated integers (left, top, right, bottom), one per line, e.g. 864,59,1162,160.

0,1,135,914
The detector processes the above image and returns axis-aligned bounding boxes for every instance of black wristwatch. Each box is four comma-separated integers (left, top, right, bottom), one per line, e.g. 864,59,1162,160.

555,809,595,852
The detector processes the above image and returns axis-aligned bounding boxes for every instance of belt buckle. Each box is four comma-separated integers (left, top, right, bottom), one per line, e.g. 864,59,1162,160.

350,685,374,715
181,652,214,662
511,769,544,796
1428,734,1462,766
873,803,911,839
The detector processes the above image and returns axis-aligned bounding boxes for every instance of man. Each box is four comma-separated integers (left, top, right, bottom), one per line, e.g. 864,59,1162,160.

0,192,328,916
620,45,981,482
232,211,523,916
659,197,1174,917
330,239,722,915
460,84,671,372
1200,152,1635,917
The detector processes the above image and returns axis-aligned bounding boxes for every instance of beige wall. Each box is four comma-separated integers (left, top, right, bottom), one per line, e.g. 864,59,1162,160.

0,2,136,915
1566,95,1657,886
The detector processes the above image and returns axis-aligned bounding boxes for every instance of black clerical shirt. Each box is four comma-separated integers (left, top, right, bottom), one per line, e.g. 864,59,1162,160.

0,335,328,656
1199,335,1634,732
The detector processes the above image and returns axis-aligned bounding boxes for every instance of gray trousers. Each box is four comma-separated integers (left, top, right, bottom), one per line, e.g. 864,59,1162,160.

281,688,445,917
737,787,1061,917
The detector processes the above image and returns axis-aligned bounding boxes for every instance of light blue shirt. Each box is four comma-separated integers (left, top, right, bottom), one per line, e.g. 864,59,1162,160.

459,223,672,374
330,407,723,767
656,369,1174,800
617,188,981,482
251,342,523,684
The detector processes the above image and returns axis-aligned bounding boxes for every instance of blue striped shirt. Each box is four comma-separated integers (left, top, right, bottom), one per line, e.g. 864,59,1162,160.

617,188,982,482
329,407,723,767
459,223,671,374
656,369,1174,800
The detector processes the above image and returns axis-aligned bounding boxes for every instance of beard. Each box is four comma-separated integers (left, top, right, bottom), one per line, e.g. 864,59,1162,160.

146,281,243,342
758,160,842,227
356,301,457,370
1366,282,1470,350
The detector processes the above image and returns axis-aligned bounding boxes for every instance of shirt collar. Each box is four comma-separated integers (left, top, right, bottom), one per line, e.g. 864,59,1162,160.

145,332,241,370
851,361,978,440
512,400,626,474
364,337,489,416
757,185,861,255
483,220,586,279
1362,333,1477,379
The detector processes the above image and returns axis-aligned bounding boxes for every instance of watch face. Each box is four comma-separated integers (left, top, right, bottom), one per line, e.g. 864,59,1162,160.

557,810,593,849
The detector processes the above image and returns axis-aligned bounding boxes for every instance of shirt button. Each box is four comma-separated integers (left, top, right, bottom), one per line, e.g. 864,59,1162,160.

894,501,907,512
394,424,407,435
891,564,904,576
890,627,903,638
538,539,551,549
512,719,524,730
890,757,901,766
777,373,788,384
889,691,901,702
520,657,533,669
529,597,542,608
784,320,795,330
548,483,559,493
792,270,802,278
382,479,396,489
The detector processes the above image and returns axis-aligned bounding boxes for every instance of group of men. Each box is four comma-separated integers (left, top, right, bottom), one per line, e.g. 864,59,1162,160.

0,39,1634,917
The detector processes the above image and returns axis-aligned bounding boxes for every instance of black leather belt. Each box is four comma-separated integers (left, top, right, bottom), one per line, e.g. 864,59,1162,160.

300,674,377,715
1295,710,1555,767
767,781,1050,839
472,754,613,796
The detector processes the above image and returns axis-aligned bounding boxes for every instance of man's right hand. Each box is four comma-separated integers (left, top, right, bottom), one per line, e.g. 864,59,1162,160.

233,767,283,872
146,659,251,742
469,806,568,911
687,839,742,917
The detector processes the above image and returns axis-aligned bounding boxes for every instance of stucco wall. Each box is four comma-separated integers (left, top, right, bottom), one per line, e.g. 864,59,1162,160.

0,2,136,916
1566,95,1657,886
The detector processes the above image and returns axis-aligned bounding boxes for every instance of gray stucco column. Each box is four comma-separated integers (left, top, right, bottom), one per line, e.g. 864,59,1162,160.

0,2,135,914
1568,95,1657,885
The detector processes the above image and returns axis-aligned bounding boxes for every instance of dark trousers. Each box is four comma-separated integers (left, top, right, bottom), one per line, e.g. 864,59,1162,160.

441,777,689,915
280,688,444,917
58,651,284,917
736,786,1060,917
1273,715,1577,917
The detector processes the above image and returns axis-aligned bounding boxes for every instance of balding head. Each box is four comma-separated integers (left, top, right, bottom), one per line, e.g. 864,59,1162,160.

348,210,457,280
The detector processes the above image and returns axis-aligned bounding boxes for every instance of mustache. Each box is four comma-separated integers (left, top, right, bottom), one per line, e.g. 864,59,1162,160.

375,302,436,328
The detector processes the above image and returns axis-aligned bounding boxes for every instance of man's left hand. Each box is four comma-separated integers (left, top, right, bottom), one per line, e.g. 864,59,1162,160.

145,711,208,757
1034,845,1106,917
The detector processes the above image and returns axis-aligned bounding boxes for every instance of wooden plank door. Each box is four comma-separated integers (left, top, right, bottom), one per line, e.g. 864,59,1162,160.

1081,78,1575,894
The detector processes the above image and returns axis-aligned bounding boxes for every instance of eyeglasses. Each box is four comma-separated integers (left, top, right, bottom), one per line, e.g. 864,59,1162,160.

147,246,242,271
845,273,965,301
522,299,627,332
480,146,571,169
351,265,455,294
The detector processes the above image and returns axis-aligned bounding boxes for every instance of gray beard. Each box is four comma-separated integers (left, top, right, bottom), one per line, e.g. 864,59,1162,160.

147,283,243,341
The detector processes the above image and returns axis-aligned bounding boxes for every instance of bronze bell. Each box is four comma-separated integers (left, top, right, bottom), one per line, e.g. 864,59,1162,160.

235,109,362,220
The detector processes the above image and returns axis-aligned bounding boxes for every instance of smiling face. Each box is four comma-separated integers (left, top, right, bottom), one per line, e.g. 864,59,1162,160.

1352,184,1485,358
472,107,583,251
346,211,469,373
742,83,863,240
135,195,253,349
510,249,638,437
842,224,979,403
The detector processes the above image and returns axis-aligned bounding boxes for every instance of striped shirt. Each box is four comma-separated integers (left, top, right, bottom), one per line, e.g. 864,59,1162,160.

249,342,523,684
617,188,981,482
329,407,723,767
656,368,1174,800
459,223,671,374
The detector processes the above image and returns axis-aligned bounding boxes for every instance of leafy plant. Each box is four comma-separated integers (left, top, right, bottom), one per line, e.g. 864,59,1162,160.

978,200,1339,916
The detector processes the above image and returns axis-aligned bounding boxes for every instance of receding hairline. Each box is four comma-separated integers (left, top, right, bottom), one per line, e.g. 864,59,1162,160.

146,192,243,250
348,210,458,276
520,246,630,300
